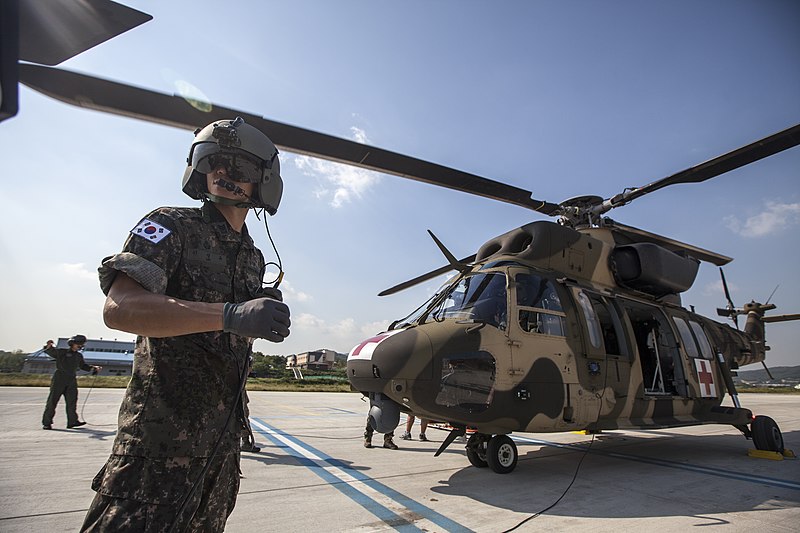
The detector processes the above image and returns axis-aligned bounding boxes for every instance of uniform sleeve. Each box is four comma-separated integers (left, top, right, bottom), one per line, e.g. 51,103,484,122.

78,354,92,372
98,208,184,296
43,347,64,359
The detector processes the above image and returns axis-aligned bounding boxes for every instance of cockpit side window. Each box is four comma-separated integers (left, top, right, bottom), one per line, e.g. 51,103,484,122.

514,273,566,337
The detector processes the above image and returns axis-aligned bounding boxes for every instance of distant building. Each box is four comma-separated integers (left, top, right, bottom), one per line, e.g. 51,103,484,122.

23,337,135,376
287,349,337,370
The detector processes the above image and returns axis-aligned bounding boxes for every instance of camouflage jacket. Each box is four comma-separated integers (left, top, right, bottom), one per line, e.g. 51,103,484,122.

43,347,92,377
98,202,266,459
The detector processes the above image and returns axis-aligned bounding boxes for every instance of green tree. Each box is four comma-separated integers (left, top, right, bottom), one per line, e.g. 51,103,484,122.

251,352,289,378
0,350,27,373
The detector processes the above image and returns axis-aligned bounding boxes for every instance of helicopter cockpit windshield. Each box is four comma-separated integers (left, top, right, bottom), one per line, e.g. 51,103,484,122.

430,272,508,329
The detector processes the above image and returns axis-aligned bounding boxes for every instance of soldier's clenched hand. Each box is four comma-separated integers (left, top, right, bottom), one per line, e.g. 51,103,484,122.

257,286,283,301
223,298,291,342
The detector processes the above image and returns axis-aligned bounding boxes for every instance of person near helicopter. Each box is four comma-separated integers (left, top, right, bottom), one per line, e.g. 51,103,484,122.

40,335,101,430
81,117,290,532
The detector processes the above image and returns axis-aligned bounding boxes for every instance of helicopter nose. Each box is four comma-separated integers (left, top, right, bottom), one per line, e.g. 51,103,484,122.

347,328,433,393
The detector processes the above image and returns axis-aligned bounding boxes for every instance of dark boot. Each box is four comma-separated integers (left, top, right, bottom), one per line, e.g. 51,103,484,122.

364,433,373,448
383,434,398,450
241,438,261,453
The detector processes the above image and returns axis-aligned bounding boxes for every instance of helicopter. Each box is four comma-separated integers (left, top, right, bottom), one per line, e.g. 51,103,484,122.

346,122,800,473
6,0,800,476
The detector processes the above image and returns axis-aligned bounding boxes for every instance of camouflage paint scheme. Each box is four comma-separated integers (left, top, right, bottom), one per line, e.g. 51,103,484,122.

349,221,769,440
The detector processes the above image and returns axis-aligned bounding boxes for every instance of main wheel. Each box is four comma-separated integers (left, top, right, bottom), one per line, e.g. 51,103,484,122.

466,433,488,468
486,435,518,474
751,415,784,453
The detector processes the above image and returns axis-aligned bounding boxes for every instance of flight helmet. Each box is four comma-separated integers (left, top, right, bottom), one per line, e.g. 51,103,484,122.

182,117,283,214
68,334,87,347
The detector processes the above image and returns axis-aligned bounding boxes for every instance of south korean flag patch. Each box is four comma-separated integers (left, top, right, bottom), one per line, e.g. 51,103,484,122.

131,218,171,244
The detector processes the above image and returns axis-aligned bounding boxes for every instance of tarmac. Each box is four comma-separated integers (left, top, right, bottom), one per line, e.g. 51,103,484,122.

0,387,798,532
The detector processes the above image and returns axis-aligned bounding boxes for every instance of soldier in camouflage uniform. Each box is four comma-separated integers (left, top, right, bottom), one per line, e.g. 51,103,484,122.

81,118,290,532
41,335,101,430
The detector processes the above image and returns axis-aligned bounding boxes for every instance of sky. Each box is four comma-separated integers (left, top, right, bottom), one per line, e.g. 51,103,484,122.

1,0,799,367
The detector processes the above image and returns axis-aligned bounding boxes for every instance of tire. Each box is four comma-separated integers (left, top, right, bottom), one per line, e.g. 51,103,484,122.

486,434,518,474
466,433,488,468
751,415,784,453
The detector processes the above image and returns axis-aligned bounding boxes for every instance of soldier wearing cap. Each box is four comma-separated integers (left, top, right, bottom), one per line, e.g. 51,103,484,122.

41,335,101,430
81,118,291,532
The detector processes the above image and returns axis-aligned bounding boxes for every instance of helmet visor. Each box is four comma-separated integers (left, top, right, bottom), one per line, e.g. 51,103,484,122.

192,143,266,183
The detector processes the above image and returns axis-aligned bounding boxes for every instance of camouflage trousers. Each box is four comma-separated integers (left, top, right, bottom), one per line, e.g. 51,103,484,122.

80,451,240,532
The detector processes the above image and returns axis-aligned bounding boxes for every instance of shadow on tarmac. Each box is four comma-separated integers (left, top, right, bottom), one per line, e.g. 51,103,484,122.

429,429,800,520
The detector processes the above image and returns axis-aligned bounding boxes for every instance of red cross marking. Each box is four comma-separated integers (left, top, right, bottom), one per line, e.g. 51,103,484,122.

697,360,715,396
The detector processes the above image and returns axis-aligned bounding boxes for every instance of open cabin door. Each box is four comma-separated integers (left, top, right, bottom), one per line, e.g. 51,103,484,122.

616,299,687,398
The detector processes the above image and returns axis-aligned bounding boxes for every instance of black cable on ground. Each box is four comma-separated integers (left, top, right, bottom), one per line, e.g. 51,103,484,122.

501,433,597,533
502,350,611,533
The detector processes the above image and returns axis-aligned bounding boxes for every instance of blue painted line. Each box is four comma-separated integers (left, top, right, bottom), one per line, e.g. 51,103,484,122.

251,418,417,531
252,417,473,533
511,435,800,491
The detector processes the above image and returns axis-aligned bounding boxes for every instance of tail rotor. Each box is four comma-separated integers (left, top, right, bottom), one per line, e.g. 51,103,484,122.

716,268,740,329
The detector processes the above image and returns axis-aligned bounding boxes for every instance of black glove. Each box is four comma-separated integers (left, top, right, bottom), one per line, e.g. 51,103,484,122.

256,286,283,301
223,297,291,342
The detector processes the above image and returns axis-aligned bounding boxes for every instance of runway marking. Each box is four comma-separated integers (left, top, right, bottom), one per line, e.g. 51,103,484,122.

512,435,800,491
255,405,361,419
251,417,473,533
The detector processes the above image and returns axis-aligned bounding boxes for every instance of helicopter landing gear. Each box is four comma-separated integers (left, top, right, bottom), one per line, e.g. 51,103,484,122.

751,415,784,454
466,433,490,468
486,434,518,474
465,433,518,473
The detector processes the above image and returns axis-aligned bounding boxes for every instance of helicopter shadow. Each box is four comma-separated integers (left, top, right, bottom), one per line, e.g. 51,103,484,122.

430,429,800,520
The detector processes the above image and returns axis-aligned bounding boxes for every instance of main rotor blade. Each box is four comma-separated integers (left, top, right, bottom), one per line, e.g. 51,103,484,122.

612,123,800,207
427,230,470,273
18,0,152,66
378,255,476,297
18,64,560,214
763,313,800,324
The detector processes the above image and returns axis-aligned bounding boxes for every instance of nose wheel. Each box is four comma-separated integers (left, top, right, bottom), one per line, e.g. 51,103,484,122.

466,433,518,473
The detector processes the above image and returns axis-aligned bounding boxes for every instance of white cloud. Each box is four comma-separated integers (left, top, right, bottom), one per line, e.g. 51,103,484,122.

701,279,738,299
292,126,381,208
279,280,311,303
57,263,97,282
350,126,369,144
725,201,800,238
293,313,389,348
